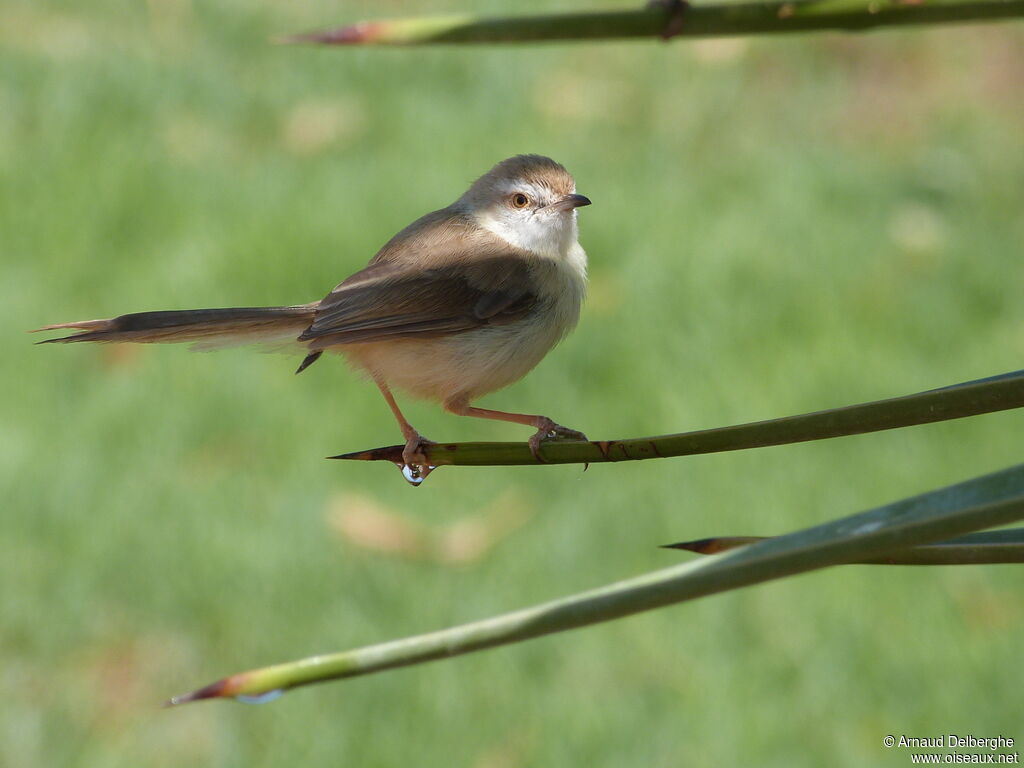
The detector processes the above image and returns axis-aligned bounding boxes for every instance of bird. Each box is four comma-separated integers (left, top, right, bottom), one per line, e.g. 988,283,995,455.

34,155,592,480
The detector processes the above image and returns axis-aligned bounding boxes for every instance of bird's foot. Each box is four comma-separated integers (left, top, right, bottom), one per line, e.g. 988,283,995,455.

528,418,589,462
398,433,437,486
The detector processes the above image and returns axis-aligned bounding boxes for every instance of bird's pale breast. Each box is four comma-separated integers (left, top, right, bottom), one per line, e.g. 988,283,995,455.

342,247,586,404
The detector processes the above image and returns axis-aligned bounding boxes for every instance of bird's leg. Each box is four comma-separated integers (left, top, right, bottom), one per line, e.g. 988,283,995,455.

444,398,588,462
373,377,435,475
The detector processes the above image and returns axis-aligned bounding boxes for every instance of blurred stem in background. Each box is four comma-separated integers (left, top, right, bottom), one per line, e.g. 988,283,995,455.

284,0,1024,46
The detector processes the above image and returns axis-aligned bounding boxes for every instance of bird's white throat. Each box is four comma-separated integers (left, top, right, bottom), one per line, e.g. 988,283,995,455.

474,207,580,262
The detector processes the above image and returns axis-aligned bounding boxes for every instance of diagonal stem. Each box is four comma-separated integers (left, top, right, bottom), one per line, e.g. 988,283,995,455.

167,462,1024,704
331,370,1024,468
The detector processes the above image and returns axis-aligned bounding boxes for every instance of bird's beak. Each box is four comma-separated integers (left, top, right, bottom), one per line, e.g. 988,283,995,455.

547,193,592,212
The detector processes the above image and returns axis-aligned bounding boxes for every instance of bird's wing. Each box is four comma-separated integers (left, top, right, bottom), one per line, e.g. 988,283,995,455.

298,255,538,347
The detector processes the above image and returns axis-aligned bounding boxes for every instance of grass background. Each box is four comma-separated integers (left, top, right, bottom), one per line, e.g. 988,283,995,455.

3,0,1024,765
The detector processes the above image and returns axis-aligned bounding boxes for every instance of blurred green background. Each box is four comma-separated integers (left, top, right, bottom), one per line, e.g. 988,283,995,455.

3,0,1024,765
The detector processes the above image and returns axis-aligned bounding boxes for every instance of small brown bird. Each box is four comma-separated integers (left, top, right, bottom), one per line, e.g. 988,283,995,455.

35,155,592,479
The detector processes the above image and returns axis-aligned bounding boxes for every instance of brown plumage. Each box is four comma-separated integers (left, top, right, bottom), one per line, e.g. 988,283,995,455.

34,155,592,480
35,306,317,346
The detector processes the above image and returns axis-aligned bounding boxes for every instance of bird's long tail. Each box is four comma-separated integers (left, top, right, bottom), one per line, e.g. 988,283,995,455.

32,305,318,349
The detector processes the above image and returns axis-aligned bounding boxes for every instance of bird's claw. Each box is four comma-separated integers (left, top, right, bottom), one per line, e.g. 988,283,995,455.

398,434,437,486
529,419,589,462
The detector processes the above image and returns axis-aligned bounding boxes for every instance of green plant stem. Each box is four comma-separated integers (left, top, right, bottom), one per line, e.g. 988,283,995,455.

167,462,1024,705
282,0,1024,46
666,528,1024,564
332,370,1024,468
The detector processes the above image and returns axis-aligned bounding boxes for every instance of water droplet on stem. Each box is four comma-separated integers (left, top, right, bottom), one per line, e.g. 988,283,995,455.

397,463,435,486
236,689,285,704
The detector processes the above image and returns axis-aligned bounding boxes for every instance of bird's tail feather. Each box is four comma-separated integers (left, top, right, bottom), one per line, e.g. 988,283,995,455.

32,305,318,349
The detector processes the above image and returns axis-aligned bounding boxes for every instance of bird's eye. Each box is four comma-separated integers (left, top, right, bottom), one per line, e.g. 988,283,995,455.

511,193,530,209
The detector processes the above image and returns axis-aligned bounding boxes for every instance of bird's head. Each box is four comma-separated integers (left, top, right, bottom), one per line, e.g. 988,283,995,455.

460,155,591,259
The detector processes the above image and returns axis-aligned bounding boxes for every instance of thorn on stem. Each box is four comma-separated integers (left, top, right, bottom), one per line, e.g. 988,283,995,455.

647,0,690,40
276,22,384,46
163,677,234,707
661,536,766,554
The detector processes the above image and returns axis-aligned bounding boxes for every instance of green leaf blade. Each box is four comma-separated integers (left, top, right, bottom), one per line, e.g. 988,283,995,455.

333,370,1024,468
168,462,1024,705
